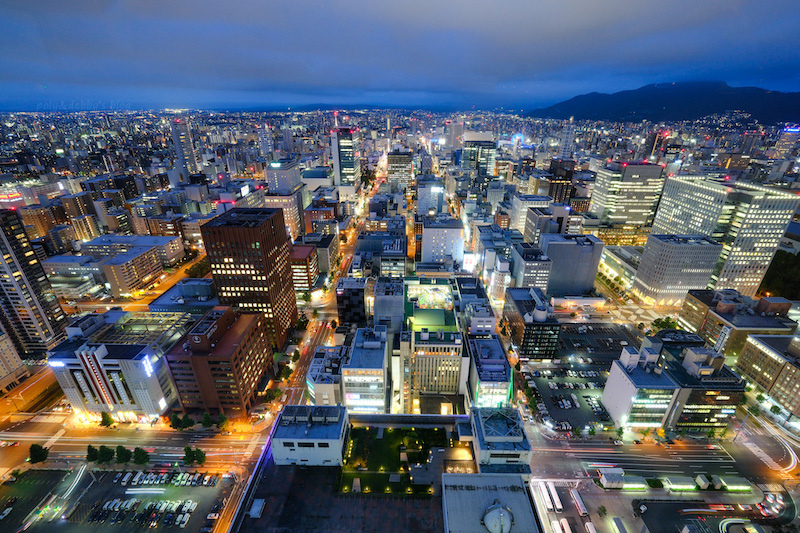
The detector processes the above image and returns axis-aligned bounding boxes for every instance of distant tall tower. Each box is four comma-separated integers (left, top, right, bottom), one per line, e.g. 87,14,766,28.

556,119,575,160
331,127,361,187
170,118,199,179
0,210,66,357
201,208,298,349
257,125,274,159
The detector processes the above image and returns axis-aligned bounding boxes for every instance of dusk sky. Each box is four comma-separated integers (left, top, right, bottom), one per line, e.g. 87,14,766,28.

2,0,799,111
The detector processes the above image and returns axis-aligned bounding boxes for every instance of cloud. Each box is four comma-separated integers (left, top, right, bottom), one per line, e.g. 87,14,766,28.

0,0,798,109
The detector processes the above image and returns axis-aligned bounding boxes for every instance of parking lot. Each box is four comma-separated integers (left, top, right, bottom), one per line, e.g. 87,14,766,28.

0,470,70,529
560,322,640,361
524,367,610,437
13,469,232,533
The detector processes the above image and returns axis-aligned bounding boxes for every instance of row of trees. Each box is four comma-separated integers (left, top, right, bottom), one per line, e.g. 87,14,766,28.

169,412,228,431
87,444,150,465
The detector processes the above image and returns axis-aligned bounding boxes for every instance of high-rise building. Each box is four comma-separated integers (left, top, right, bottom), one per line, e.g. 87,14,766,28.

540,234,603,297
523,203,582,244
416,175,445,216
201,208,298,349
72,214,102,241
171,118,199,179
631,235,722,307
421,215,465,265
0,210,66,357
510,242,552,291
502,287,561,362
555,123,575,160
509,194,551,232
336,277,368,326
0,325,29,394
257,125,274,158
773,127,800,159
331,127,360,187
737,335,800,418
462,132,497,179
289,244,319,293
264,158,301,194
546,159,575,204
165,306,272,416
652,177,800,296
48,311,194,418
386,149,413,190
589,162,665,226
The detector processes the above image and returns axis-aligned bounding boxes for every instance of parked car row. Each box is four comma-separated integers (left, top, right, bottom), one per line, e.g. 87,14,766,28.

90,498,197,528
111,471,217,488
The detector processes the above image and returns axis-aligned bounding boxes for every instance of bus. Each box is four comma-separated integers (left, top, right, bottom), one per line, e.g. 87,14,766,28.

584,522,598,533
560,518,572,533
551,520,563,533
569,488,588,517
121,472,132,486
536,482,554,513
547,482,564,513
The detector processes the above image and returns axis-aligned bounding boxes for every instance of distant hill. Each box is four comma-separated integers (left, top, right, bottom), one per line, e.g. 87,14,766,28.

528,81,800,124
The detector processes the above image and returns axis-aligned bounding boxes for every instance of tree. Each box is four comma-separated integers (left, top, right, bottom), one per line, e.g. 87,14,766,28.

193,448,206,466
29,443,49,463
656,428,666,440
217,413,229,431
771,405,782,415
679,428,688,439
115,445,132,464
706,428,716,440
183,446,195,465
330,320,337,329
616,427,624,438
588,426,596,437
637,323,645,331
185,257,211,278
181,414,194,429
280,366,293,381
756,394,765,403
170,413,182,430
292,350,300,363
750,405,761,417
100,411,114,428
133,447,149,465
201,412,213,428
641,428,651,440
719,427,729,439
264,389,282,403
651,316,680,332
98,445,115,464
514,362,521,372
598,505,607,517
87,445,98,462
312,308,319,319
302,292,311,304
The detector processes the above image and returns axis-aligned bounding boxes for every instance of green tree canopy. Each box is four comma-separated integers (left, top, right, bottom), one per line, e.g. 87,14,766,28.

201,412,213,428
100,412,114,427
29,443,49,463
87,445,98,462
133,447,150,465
97,445,114,464
115,445,132,463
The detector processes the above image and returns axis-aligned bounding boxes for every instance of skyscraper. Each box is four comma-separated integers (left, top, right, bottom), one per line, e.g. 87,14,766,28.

555,121,575,160
386,149,413,190
171,118,199,179
652,177,800,297
331,127,360,187
0,209,66,357
201,208,298,349
462,132,497,179
589,162,665,227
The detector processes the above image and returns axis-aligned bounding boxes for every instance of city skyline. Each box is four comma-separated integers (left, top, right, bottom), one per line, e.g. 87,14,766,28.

2,0,800,111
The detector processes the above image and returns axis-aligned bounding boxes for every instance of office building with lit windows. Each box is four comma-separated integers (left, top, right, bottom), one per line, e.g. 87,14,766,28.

678,289,797,359
589,162,665,227
736,335,800,418
171,118,199,179
386,149,413,190
510,242,552,292
0,325,29,393
602,336,745,431
165,306,271,416
289,244,319,293
421,215,465,265
652,176,800,297
342,326,389,413
0,209,66,357
466,334,512,409
331,127,360,187
201,208,298,349
462,132,497,179
631,235,722,306
509,194,552,232
47,310,194,419
502,287,561,362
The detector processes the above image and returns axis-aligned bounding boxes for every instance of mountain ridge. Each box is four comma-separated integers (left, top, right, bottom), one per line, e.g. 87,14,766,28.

527,81,800,124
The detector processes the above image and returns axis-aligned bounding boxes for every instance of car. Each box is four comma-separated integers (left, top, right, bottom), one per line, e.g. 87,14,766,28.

113,473,122,483
614,440,623,446
738,504,753,511
11,442,18,447
0,508,12,520
207,513,220,520
4,497,18,508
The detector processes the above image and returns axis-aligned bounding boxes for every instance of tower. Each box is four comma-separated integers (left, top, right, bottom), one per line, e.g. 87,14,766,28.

170,118,199,179
0,210,66,357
